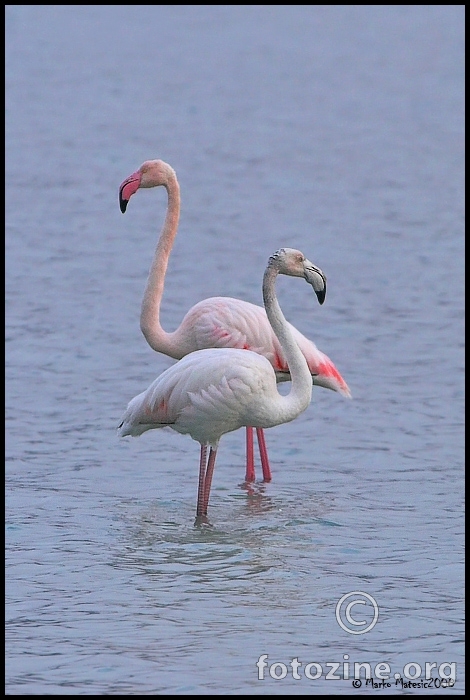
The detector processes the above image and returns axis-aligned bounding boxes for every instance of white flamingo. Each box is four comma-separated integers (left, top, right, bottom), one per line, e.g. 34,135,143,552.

119,159,350,482
119,247,326,523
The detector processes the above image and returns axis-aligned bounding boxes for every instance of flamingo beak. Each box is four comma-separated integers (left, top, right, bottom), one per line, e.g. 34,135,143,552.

119,170,142,213
304,264,327,305
314,284,326,306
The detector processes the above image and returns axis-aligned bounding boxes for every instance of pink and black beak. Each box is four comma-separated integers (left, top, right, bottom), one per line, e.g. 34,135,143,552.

119,170,142,213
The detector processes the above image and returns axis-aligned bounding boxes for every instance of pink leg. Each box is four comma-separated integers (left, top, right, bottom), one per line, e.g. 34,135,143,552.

245,427,256,482
256,428,272,482
202,447,218,515
196,444,208,517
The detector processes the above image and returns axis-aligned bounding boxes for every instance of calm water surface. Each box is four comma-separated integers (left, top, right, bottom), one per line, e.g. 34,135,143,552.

5,5,464,695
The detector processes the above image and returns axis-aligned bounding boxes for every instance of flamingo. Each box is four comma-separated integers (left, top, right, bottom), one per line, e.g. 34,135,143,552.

119,247,326,523
119,159,350,483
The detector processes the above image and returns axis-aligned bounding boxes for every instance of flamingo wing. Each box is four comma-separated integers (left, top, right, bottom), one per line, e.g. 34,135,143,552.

179,296,351,397
119,348,276,445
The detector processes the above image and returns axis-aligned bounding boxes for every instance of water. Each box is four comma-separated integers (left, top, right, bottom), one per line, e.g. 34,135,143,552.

5,5,464,694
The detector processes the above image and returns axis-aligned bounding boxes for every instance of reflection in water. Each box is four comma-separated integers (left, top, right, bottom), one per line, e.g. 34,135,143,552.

238,480,276,517
111,480,338,587
190,480,277,527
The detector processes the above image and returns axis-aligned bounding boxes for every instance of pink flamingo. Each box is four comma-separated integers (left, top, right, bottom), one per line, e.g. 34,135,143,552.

119,248,326,523
119,160,350,482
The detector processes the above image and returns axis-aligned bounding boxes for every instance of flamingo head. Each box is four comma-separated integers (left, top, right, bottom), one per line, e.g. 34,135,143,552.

269,248,327,305
119,159,176,213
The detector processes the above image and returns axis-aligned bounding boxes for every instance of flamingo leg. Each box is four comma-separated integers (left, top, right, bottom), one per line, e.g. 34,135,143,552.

245,427,256,482
202,447,218,516
196,444,208,517
256,428,272,482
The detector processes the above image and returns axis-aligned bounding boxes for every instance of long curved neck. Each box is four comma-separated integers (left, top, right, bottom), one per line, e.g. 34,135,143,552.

263,265,313,421
140,171,182,358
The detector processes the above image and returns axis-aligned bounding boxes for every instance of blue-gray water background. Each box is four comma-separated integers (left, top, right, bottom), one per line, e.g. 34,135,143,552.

5,5,464,695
